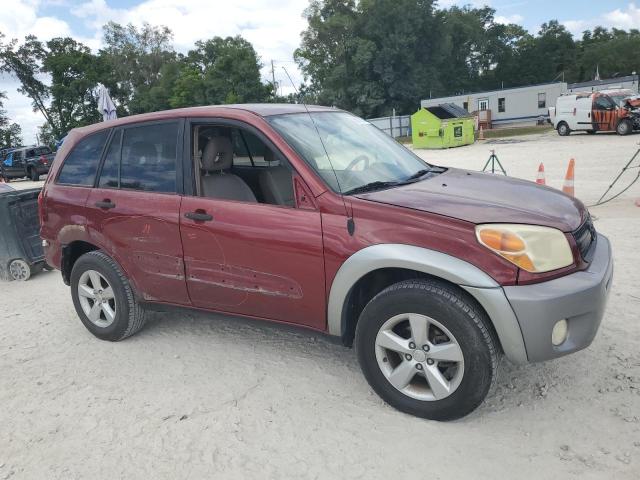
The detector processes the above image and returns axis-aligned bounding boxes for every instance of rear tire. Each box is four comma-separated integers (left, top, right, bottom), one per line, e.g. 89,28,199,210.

70,250,147,341
355,279,499,421
616,119,632,136
557,122,571,136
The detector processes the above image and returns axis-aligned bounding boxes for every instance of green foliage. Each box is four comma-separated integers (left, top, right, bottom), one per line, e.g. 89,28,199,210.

2,3,640,143
0,24,272,142
0,91,22,147
170,36,271,108
296,1,640,117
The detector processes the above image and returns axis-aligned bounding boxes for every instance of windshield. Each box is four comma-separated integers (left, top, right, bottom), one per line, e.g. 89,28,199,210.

267,111,431,193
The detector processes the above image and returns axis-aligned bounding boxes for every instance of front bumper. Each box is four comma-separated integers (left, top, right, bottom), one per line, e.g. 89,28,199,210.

503,233,613,362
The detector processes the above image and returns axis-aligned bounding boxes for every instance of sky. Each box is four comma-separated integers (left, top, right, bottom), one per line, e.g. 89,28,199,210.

1,0,640,143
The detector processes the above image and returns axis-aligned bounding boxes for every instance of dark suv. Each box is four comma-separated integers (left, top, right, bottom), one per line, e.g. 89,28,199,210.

39,105,613,420
2,146,54,182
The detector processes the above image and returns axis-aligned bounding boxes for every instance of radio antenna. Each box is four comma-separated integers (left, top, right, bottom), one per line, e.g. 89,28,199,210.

282,67,354,235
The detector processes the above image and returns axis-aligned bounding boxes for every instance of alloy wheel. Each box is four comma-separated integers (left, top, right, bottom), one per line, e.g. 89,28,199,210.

375,313,464,401
77,269,117,328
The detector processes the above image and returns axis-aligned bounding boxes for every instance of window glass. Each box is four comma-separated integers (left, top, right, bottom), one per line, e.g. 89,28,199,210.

498,97,506,113
34,146,51,155
594,95,615,110
231,129,279,166
538,93,546,109
268,112,428,193
57,130,109,186
98,130,122,188
120,122,178,193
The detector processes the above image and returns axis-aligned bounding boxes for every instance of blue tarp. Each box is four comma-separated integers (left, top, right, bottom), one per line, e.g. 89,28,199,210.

3,152,13,167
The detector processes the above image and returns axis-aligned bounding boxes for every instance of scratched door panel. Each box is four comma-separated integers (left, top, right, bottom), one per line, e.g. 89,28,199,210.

86,188,190,304
180,197,326,330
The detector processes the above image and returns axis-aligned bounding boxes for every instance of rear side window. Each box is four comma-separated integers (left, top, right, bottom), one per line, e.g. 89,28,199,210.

118,122,178,193
57,131,109,186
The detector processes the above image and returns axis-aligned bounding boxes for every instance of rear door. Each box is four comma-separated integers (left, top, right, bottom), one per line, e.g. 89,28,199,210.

85,120,190,305
179,118,326,330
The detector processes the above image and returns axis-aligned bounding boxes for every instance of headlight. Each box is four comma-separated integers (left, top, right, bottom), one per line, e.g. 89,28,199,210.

475,224,574,273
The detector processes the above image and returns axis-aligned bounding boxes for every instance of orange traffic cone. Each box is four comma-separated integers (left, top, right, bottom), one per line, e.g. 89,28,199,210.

536,163,546,185
562,158,575,197
479,126,485,140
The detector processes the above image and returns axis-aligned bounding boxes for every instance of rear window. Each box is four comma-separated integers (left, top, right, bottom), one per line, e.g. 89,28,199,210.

34,146,52,155
57,131,109,186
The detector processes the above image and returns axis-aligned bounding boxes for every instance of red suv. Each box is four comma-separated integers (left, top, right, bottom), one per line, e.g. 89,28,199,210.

40,105,613,420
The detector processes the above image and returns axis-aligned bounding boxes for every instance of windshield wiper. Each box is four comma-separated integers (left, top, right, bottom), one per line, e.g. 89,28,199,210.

404,168,433,182
343,181,400,195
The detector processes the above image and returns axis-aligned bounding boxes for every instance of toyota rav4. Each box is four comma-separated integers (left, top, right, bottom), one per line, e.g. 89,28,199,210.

39,104,613,420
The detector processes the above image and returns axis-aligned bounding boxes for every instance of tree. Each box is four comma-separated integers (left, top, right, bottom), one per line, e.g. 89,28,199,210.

0,92,22,147
0,33,103,139
100,22,178,114
170,36,271,108
0,33,54,132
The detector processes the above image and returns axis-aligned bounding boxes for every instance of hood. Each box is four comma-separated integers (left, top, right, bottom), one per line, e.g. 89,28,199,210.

356,168,586,232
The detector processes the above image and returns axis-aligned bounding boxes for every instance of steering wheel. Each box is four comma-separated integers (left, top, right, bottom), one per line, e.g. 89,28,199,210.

345,154,370,171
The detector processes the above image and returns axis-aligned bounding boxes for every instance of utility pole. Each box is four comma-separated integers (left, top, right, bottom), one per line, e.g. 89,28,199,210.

271,60,277,101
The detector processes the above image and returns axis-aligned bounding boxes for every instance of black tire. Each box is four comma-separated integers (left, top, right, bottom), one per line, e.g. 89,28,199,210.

70,250,146,341
557,122,571,136
355,279,499,421
29,168,39,181
616,119,632,136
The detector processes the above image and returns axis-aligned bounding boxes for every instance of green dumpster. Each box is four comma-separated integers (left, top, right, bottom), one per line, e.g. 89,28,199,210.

411,104,475,149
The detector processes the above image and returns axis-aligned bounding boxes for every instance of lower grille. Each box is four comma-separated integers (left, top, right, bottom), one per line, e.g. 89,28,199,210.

573,216,597,262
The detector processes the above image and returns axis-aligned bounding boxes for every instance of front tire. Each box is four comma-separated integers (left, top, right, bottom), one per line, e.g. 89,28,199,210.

355,279,499,421
70,250,146,341
616,119,632,136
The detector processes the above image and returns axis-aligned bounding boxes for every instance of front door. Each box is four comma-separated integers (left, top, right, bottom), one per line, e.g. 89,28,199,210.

4,149,24,177
179,121,326,330
85,120,190,305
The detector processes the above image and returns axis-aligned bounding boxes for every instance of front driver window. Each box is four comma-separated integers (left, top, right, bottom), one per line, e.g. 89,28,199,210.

193,125,294,207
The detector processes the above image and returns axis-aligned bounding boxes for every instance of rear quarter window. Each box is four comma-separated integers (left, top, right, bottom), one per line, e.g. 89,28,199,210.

57,130,109,186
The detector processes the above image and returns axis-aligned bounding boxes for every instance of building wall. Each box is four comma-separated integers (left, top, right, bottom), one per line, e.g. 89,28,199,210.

421,83,567,128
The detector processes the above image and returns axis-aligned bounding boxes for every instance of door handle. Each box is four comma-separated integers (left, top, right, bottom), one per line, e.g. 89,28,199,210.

95,200,116,209
184,211,213,222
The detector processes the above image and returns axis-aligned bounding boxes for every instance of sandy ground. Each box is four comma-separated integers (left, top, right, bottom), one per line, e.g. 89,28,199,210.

1,131,639,479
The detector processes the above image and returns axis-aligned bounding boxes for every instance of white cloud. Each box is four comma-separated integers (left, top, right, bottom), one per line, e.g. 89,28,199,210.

495,14,524,25
603,2,640,29
563,2,640,36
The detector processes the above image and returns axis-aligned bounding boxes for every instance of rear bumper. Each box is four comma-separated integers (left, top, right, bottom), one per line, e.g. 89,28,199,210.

504,233,613,362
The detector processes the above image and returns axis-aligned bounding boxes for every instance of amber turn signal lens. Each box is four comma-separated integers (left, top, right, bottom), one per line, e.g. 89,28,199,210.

478,228,526,253
475,224,574,273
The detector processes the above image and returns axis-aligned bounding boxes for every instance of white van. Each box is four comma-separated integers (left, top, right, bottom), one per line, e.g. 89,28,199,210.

549,90,636,136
